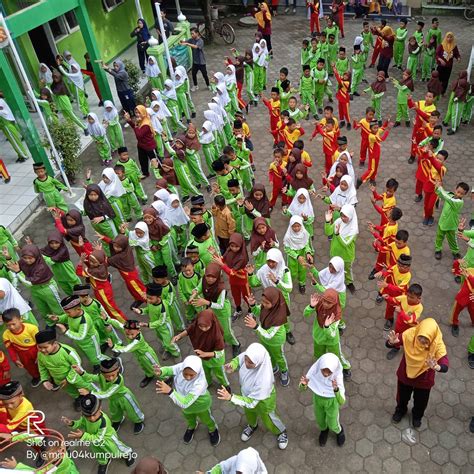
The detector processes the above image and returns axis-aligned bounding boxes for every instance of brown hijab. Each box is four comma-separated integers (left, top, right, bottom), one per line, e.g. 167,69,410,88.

87,249,109,281
290,163,314,190
250,217,277,253
371,71,386,94
107,234,136,272
202,263,225,303
285,148,302,177
259,287,289,330
83,184,116,220
332,163,348,188
407,37,419,54
160,158,178,186
143,208,170,242
427,70,443,97
315,289,342,328
247,183,271,218
155,178,170,190
19,245,54,285
452,71,469,101
400,70,414,92
223,233,249,270
41,230,70,263
132,456,167,474
181,123,201,151
60,209,87,243
186,309,225,357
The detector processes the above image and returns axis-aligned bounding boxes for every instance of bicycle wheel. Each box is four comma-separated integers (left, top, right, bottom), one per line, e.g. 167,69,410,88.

464,7,474,20
220,23,235,45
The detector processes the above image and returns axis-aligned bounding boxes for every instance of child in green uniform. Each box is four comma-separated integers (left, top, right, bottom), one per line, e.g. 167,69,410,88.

175,66,194,122
350,45,364,97
283,216,314,294
36,328,91,410
427,18,442,68
174,309,230,389
300,65,318,119
413,21,425,72
145,55,164,90
324,204,358,292
407,37,421,81
57,61,89,117
39,230,81,295
178,258,201,322
61,394,135,473
33,162,68,212
361,21,373,66
163,79,187,132
109,319,160,388
301,39,311,67
0,226,19,264
73,357,145,434
133,284,180,359
116,146,147,204
308,256,347,309
199,121,219,177
103,101,124,153
393,18,408,69
36,88,59,126
83,184,118,242
328,36,339,74
187,223,221,267
300,353,346,446
113,165,143,221
53,296,107,373
444,71,469,135
0,99,28,162
303,290,352,379
155,355,221,446
392,70,415,127
192,262,240,356
126,222,157,284
363,71,386,123
422,36,437,81
152,265,185,332
216,343,288,450
335,47,349,77
252,40,269,97
284,181,316,240
434,182,470,260
249,217,279,270
96,168,126,228
225,142,253,193
86,113,112,165
324,17,340,43
244,289,290,387
313,59,329,113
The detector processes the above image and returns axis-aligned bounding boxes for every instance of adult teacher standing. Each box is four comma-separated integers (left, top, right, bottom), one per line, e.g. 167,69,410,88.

180,28,210,91
371,24,394,78
254,2,273,55
436,32,461,95
131,18,151,73
387,318,448,428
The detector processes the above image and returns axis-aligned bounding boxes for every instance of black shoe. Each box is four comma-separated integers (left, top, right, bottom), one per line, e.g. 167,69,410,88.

350,94,354,101
384,319,393,331
134,422,144,434
84,129,89,136
452,253,461,259
447,128,455,136
353,91,360,96
454,275,462,284
346,283,356,294
470,417,474,433
343,368,351,381
392,411,405,423
422,218,429,226
319,429,329,446
299,284,306,294
405,121,411,127
359,161,365,168
355,178,363,190
468,353,474,369
206,185,212,193
183,426,197,444
336,426,346,446
73,396,82,412
318,108,323,115
451,325,459,337
130,300,143,311
232,344,241,357
394,121,400,127
414,194,422,202
286,331,296,345
368,268,377,280
97,460,111,474
412,417,422,428
408,156,415,164
125,453,136,467
427,217,434,226
435,251,442,260
339,120,346,128
191,112,196,118
209,428,221,446
346,122,352,131
112,417,124,432
375,293,384,305
387,348,400,360
139,376,154,388
31,377,41,388
3,178,10,184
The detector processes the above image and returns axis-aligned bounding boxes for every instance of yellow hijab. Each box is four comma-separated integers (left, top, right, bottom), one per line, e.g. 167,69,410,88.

381,25,394,37
402,318,447,379
441,32,456,59
135,105,154,134
255,2,271,29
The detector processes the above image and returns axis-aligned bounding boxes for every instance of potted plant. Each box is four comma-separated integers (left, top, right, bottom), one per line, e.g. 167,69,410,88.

123,58,143,104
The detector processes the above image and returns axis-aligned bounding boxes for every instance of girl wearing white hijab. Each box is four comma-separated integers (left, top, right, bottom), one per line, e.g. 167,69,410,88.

156,355,220,446
212,72,230,106
283,215,314,294
151,198,171,225
217,343,288,449
102,100,124,152
211,96,233,141
148,100,165,156
0,278,37,325
310,256,347,308
0,99,28,162
252,39,269,95
151,89,171,118
224,64,240,114
166,194,190,249
328,150,355,182
162,79,186,132
87,113,112,165
300,353,346,447
206,105,227,149
145,55,163,89
199,120,219,176
286,188,315,238
38,63,53,87
57,61,89,116
324,204,358,292
205,447,267,474
328,175,358,210
99,167,126,227
174,66,195,121
128,222,156,283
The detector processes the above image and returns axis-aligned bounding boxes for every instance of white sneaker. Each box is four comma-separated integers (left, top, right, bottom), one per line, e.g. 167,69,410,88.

284,7,290,13
191,85,198,92
277,431,288,449
241,424,257,442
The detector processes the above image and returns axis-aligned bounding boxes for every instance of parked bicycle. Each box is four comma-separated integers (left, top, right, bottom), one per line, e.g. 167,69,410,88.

464,0,474,20
197,18,235,45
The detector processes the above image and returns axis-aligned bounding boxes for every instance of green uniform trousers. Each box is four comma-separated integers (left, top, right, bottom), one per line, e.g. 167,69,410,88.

288,255,307,286
260,339,288,373
110,391,145,423
202,360,230,387
313,393,342,433
30,280,63,326
435,228,459,254
153,321,180,357
183,407,217,432
396,103,409,122
245,389,286,435
314,341,351,370
42,190,68,212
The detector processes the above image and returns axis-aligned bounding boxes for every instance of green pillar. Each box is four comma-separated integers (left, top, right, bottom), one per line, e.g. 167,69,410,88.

0,51,54,175
74,0,112,102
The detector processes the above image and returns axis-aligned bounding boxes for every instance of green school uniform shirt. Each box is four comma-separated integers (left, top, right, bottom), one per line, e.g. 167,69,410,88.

288,107,306,122
216,169,241,200
186,235,221,266
57,311,100,345
300,74,316,93
436,186,464,231
142,301,172,329
303,304,343,346
301,47,311,66
250,304,287,347
351,52,364,71
395,27,408,43
33,176,68,195
37,343,86,385
313,68,328,88
324,221,357,263
393,80,411,105
413,30,424,47
335,58,349,76
362,31,373,49
427,27,442,46
328,43,339,67
82,371,134,402
113,332,158,360
178,271,201,304
325,26,340,42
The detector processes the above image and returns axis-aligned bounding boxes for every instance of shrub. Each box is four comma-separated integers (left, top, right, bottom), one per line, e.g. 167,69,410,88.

123,58,143,104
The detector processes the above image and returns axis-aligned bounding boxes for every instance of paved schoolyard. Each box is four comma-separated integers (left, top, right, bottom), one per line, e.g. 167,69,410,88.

4,12,474,473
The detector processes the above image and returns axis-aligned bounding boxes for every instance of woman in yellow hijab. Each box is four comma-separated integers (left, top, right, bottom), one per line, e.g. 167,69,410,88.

387,318,448,428
436,32,461,94
254,2,273,54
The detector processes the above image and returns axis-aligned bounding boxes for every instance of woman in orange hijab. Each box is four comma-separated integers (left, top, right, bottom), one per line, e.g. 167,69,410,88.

387,318,448,428
125,105,157,177
253,2,273,54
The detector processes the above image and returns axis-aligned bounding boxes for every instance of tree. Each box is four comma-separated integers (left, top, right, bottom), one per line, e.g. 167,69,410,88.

198,0,214,42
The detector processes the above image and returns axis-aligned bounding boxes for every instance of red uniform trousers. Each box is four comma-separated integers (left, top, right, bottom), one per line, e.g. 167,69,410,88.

423,188,437,219
310,13,320,33
269,173,284,207
338,100,350,123
359,137,369,164
360,151,380,183
337,8,345,37
384,286,404,320
236,81,246,109
0,355,11,386
119,268,146,302
324,153,334,174
371,39,382,66
88,277,127,323
81,69,102,102
450,301,474,326
410,127,426,158
7,345,40,379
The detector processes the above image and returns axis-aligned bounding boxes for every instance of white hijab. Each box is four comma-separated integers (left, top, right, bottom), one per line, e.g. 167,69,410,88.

215,85,230,109
214,72,230,103
0,99,15,122
99,167,126,198
253,40,268,66
329,153,355,182
211,97,228,122
103,100,119,122
353,35,365,53
238,343,274,400
225,64,237,87
256,248,286,288
129,221,151,251
174,65,187,87
0,278,31,316
335,204,359,243
151,199,170,225
39,63,53,84
63,50,80,69
287,188,315,218
317,256,346,293
283,215,310,250
165,194,190,226
219,448,268,474
65,63,85,90
306,353,345,399
207,104,224,128
154,188,171,205
145,56,161,77
151,89,171,118
200,120,215,144
163,79,177,101
329,175,358,207
148,102,164,134
172,355,208,397
86,113,106,137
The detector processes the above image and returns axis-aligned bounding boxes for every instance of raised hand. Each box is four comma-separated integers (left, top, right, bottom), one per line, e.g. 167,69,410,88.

310,293,319,307
331,378,338,390
247,293,256,306
156,380,172,395
244,314,258,329
300,375,309,386
245,263,255,274
24,236,33,245
217,385,232,401
387,330,400,345
224,363,234,374
325,209,333,222
325,312,337,326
